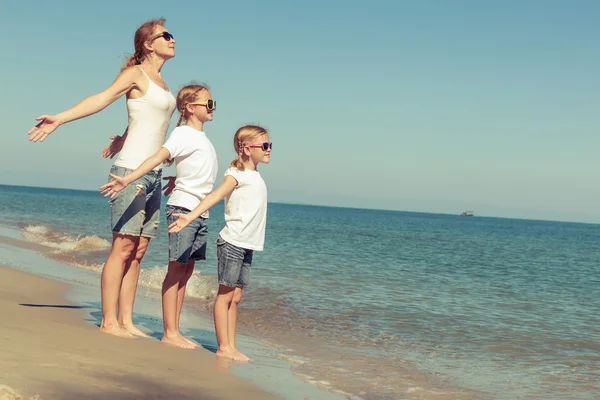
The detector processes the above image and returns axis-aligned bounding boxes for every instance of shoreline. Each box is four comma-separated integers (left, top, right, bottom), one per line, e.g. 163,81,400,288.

0,225,481,400
0,266,279,400
0,230,347,400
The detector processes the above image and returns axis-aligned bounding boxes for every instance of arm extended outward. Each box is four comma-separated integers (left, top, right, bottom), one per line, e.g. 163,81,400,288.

28,67,143,142
100,147,172,198
168,176,238,233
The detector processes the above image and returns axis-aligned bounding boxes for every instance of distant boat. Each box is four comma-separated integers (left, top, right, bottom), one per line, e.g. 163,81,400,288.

461,211,474,216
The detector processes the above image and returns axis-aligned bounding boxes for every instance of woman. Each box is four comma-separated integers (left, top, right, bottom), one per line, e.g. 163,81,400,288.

27,18,177,338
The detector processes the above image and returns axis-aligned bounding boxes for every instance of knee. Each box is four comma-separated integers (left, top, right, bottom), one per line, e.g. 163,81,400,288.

215,285,235,304
110,241,136,262
232,290,243,305
133,242,149,263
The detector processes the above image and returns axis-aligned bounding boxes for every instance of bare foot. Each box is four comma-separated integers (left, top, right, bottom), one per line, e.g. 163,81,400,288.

122,324,151,338
161,334,196,349
182,336,199,348
216,346,248,362
234,350,251,362
100,324,136,339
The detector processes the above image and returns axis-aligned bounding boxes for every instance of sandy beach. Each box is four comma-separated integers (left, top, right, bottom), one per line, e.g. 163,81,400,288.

0,266,279,400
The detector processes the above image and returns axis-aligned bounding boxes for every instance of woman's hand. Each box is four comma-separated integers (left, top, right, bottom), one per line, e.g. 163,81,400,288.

102,135,125,159
28,115,62,142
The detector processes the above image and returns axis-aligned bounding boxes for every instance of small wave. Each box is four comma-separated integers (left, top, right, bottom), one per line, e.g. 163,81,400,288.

20,224,111,253
18,224,218,300
22,225,50,234
48,254,105,273
139,266,218,300
73,236,111,252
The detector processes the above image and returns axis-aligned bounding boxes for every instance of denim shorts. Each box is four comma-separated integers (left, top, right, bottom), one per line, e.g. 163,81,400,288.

166,204,208,264
217,236,253,289
108,165,162,238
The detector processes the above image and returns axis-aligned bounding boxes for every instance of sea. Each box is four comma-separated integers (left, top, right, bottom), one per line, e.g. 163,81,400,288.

0,183,598,400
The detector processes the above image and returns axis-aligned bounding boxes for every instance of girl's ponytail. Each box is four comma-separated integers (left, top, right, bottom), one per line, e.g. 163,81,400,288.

175,113,184,127
229,144,246,171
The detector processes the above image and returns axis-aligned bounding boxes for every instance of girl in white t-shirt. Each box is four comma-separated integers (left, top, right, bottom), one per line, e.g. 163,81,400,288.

100,84,218,349
168,125,271,362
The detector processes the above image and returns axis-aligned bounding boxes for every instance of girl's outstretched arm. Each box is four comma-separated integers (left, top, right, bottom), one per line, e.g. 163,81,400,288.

100,148,172,198
28,67,144,142
168,176,238,233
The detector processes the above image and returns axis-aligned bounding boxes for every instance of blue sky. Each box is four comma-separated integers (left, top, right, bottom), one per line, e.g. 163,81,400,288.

1,0,599,223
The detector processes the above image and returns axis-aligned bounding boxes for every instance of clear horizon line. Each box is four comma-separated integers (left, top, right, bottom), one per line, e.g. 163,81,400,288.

1,182,598,226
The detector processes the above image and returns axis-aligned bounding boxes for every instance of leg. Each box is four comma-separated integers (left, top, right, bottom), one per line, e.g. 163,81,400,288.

214,285,245,361
161,261,195,349
228,288,241,349
100,233,138,338
230,250,252,361
106,165,155,337
118,236,151,337
214,237,248,361
228,288,249,361
177,260,199,347
165,207,205,347
176,260,194,329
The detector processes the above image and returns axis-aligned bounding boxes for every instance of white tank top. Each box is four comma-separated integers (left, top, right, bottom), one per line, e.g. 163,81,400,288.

114,68,176,171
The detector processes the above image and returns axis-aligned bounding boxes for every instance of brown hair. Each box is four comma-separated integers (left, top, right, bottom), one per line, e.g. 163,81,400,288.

230,125,269,171
121,18,167,71
174,83,210,127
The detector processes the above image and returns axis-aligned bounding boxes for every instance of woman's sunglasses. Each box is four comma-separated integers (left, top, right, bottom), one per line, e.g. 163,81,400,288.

246,142,273,151
151,31,175,42
189,99,216,111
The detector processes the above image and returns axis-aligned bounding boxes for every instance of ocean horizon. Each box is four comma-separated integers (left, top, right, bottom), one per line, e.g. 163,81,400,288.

2,183,597,226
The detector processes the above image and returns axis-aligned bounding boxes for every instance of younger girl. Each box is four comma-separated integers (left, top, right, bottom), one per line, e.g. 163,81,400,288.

100,84,218,349
168,125,272,362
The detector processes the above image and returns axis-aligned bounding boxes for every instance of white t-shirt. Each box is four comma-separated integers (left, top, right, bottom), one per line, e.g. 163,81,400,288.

219,167,268,251
162,126,218,217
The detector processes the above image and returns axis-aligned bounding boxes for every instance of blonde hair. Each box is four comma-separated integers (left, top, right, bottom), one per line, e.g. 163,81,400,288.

174,83,210,127
230,125,269,171
161,83,209,166
121,18,167,71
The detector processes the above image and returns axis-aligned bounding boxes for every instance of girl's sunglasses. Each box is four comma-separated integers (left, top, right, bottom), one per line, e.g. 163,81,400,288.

151,31,175,42
188,99,216,111
246,142,273,151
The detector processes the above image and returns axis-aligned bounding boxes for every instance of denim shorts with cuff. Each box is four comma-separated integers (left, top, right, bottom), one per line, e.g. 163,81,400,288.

166,204,208,264
217,235,253,289
109,165,162,238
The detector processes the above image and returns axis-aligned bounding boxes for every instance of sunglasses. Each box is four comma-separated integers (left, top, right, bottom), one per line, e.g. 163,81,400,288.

151,31,175,42
246,142,273,151
188,99,216,111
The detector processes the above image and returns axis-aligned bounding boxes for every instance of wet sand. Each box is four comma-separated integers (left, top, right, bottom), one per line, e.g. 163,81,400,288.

0,266,279,400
